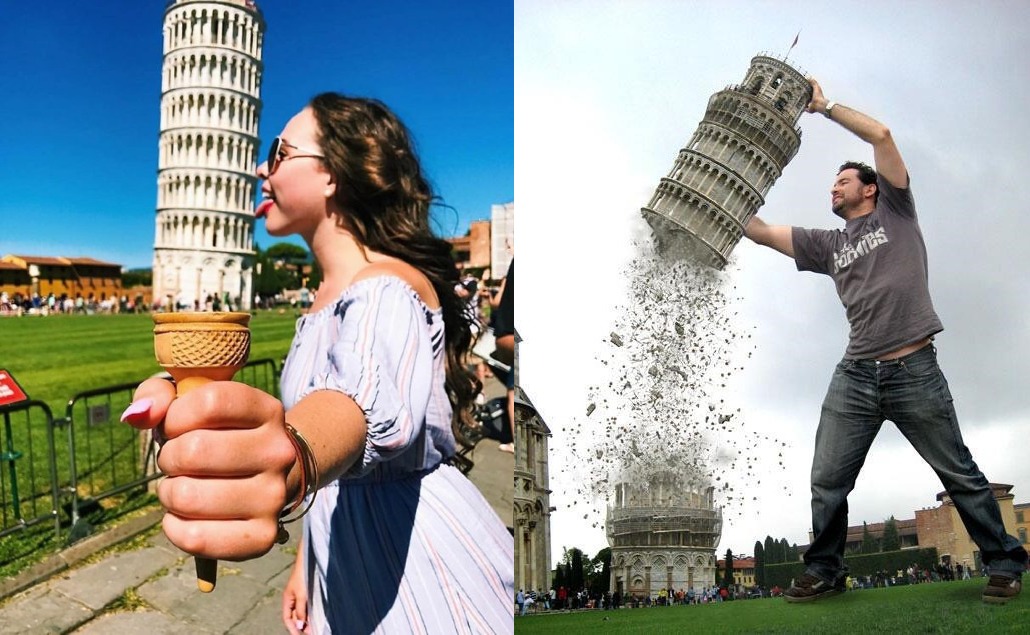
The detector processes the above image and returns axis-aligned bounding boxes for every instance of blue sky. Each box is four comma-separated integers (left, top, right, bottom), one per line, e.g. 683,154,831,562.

0,1,512,269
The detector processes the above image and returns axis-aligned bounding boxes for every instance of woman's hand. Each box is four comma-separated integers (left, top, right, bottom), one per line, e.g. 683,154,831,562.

124,377,297,561
282,547,309,634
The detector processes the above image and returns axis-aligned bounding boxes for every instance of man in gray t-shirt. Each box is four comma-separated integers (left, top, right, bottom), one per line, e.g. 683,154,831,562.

744,77,1026,605
792,168,942,359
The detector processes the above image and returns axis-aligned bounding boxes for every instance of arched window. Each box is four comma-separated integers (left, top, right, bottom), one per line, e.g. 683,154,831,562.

771,74,783,89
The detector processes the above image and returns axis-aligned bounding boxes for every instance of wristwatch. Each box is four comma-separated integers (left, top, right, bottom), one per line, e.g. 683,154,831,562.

824,101,837,119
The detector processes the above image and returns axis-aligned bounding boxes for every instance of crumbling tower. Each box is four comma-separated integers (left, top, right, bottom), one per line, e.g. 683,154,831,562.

641,54,812,269
607,469,722,598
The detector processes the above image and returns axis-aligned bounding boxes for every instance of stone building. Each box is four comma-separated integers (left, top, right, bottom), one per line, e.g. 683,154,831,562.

607,470,722,598
152,0,264,310
513,387,552,596
915,483,1025,572
446,201,514,280
805,483,1030,573
641,54,811,268
490,202,514,280
716,556,757,589
447,219,492,272
1014,502,1030,545
0,255,121,304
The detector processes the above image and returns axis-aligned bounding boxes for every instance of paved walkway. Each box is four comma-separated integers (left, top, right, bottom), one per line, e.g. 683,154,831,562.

0,420,513,633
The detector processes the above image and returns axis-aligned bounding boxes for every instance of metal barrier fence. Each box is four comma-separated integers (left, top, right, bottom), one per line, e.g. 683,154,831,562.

0,401,61,540
0,359,281,547
62,381,157,528
236,358,281,398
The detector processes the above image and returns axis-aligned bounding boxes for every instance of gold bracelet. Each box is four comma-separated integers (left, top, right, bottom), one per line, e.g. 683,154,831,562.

277,422,320,543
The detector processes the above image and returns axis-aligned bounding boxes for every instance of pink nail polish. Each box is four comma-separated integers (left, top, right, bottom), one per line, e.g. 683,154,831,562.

294,619,306,631
120,398,153,423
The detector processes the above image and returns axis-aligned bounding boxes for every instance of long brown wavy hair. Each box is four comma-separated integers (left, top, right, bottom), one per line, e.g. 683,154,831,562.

307,92,481,447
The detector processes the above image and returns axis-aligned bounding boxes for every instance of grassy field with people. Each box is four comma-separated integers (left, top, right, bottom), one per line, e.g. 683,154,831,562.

0,310,299,414
514,579,1030,633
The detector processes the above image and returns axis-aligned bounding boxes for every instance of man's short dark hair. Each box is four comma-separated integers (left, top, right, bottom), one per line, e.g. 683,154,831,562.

838,161,878,203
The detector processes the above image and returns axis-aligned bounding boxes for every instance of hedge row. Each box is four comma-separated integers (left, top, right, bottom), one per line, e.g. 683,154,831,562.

764,548,939,588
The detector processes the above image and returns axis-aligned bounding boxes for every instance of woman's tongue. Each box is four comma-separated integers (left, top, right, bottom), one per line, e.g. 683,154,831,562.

256,199,274,218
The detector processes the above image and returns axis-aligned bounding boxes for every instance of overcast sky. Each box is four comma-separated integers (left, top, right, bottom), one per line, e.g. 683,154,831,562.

517,0,1030,565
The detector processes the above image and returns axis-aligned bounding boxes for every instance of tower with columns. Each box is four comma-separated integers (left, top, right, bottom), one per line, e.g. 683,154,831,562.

514,387,552,598
607,470,722,598
641,54,811,269
153,0,264,310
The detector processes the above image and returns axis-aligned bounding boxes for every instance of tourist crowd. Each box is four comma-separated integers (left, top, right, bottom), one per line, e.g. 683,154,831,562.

0,291,147,316
515,562,986,615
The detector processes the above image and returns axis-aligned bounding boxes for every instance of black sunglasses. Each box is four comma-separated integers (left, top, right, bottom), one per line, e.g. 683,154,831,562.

266,137,325,175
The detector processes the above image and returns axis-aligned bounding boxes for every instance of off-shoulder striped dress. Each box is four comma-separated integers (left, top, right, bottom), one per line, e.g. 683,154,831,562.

279,275,514,634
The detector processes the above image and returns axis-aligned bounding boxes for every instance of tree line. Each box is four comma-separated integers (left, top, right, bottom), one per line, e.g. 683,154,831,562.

751,536,802,588
552,547,611,595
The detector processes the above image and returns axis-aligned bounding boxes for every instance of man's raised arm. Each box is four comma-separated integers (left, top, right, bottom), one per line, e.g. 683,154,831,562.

807,78,908,188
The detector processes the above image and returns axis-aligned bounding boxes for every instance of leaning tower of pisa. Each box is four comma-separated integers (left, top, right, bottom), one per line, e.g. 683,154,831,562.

641,54,812,269
153,0,264,311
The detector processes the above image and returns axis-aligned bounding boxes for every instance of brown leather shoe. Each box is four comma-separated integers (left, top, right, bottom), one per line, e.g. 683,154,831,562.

982,575,1021,604
783,573,844,603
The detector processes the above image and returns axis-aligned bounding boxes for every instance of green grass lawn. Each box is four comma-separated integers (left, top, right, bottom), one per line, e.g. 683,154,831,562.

515,580,1030,633
0,310,299,415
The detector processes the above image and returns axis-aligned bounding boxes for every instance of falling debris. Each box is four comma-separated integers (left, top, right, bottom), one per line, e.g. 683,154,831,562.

559,235,789,532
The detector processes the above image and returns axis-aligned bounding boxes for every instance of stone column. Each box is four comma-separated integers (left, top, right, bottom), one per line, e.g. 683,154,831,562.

528,520,537,592
515,518,526,592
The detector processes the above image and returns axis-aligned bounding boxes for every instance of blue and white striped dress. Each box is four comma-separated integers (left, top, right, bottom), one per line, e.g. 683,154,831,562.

280,276,514,634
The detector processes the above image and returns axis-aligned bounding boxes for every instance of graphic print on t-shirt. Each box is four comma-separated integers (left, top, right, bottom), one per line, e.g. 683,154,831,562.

832,226,888,274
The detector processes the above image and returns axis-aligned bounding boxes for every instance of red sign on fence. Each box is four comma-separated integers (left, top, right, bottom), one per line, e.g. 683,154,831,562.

0,369,29,408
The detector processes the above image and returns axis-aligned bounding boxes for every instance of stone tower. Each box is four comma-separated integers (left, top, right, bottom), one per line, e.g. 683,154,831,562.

513,388,552,597
641,54,811,269
607,469,722,598
153,0,264,311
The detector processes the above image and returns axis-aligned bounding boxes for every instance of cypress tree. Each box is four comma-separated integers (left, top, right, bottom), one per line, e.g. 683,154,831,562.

592,548,612,595
764,535,776,564
571,548,585,591
723,548,735,589
754,540,766,588
882,516,901,552
861,521,878,554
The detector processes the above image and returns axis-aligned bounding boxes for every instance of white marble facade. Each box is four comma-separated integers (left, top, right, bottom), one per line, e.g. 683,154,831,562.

153,0,263,310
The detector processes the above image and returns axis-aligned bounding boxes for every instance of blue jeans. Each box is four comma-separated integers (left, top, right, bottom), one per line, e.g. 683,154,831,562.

804,344,1027,583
